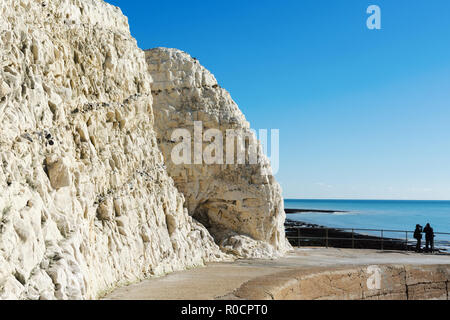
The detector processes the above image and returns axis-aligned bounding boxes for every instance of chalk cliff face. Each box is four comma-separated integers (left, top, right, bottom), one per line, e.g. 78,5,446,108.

0,0,289,300
146,48,290,258
0,0,226,300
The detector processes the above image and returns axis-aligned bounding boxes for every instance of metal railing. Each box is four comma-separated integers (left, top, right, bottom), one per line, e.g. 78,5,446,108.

286,226,450,252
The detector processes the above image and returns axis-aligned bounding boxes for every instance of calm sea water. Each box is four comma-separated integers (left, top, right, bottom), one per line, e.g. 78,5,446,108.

285,199,450,247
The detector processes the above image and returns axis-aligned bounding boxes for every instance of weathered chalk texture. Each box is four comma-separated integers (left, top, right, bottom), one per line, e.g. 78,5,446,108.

146,48,290,259
0,0,229,300
0,0,288,299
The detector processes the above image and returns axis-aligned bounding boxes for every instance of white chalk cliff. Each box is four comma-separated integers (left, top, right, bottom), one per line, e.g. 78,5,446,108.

0,0,288,300
146,48,290,258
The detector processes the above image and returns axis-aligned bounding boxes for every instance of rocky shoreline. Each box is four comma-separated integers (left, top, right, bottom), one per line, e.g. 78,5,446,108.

285,218,421,252
284,208,450,253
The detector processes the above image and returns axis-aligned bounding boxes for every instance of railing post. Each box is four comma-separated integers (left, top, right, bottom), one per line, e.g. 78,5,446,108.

352,229,355,249
381,230,384,251
297,228,301,247
326,228,329,248
405,231,408,251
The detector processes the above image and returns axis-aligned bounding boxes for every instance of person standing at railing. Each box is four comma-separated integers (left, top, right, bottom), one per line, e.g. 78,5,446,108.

414,224,423,252
423,223,434,253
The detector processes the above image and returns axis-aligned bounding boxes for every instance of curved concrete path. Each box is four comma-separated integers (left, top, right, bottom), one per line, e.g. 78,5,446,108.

104,248,450,300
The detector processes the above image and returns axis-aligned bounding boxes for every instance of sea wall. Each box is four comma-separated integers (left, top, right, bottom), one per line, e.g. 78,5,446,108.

231,264,450,300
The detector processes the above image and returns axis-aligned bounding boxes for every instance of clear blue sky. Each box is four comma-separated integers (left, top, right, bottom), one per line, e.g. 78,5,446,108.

107,0,450,200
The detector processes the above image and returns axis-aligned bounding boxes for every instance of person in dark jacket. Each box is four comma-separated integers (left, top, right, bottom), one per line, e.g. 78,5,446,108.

423,223,434,253
413,224,423,252
414,224,422,252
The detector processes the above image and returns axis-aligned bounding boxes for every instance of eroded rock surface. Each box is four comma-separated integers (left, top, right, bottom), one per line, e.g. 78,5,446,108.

0,0,226,300
146,48,291,258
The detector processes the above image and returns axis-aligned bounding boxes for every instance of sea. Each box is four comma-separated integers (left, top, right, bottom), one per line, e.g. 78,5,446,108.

285,199,450,250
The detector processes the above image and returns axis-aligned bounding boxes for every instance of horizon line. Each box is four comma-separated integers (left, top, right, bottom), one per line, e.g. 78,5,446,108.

284,198,450,202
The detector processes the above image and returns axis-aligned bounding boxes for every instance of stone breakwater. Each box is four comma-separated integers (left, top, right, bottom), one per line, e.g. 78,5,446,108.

0,0,288,299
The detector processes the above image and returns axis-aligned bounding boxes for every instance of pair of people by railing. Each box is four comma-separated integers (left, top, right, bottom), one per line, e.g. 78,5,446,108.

414,223,434,253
